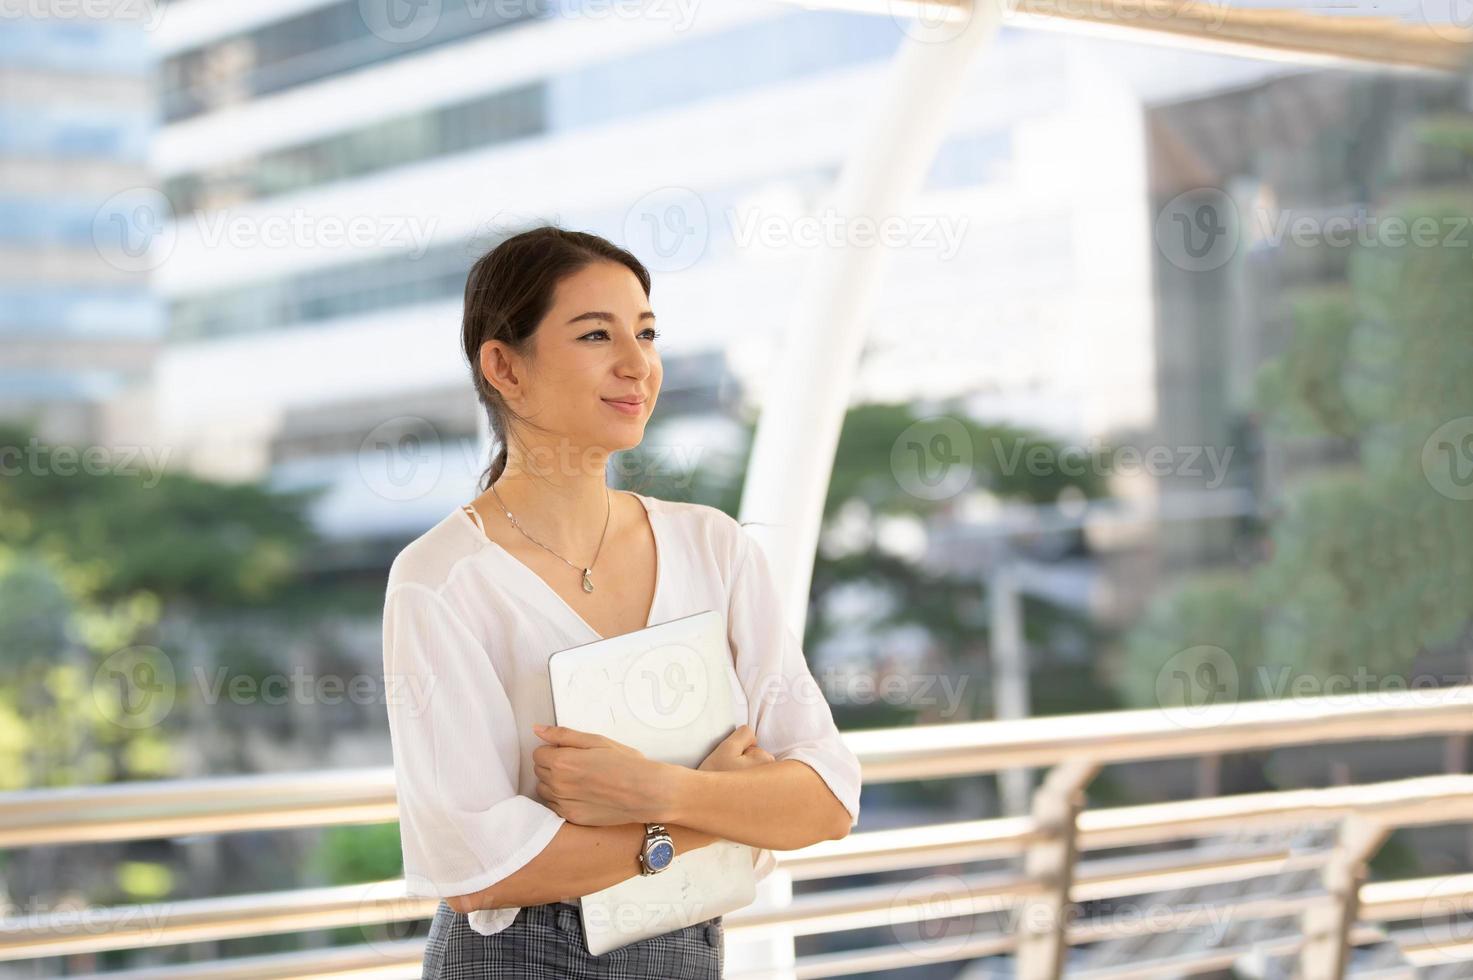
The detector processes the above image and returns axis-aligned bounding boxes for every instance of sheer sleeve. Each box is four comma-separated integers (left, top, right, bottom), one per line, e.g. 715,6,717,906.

726,528,862,840
382,582,566,918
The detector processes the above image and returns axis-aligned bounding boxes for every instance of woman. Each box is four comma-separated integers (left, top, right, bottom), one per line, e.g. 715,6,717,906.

381,226,862,978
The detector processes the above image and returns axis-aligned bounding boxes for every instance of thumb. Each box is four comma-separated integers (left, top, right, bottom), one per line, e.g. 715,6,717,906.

724,724,755,747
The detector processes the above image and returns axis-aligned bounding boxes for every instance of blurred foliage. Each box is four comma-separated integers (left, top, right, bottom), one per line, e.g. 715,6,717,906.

1255,289,1358,440
313,823,412,947
314,822,405,884
627,397,1111,735
826,402,1109,512
0,536,175,788
0,421,324,789
0,422,320,607
1120,125,1473,716
1123,571,1265,709
115,860,173,900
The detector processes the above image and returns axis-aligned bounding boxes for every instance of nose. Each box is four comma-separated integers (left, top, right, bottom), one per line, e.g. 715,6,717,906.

613,333,655,381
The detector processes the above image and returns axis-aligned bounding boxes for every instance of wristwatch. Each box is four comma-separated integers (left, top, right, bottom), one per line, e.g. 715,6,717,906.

638,823,675,875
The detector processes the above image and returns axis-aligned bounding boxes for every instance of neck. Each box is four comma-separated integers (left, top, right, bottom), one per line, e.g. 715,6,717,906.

485,462,615,557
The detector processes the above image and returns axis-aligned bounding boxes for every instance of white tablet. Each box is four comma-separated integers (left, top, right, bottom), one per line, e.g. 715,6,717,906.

546,609,757,956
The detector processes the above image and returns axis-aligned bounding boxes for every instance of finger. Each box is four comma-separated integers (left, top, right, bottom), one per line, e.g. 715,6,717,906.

533,724,603,748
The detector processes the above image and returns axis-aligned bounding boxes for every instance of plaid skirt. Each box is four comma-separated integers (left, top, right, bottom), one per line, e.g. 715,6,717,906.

421,899,724,979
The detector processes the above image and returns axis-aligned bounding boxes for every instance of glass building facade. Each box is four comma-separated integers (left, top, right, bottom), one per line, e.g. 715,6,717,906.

0,12,161,440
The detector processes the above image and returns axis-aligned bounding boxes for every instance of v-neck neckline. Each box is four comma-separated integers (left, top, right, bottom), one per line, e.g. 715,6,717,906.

458,489,664,642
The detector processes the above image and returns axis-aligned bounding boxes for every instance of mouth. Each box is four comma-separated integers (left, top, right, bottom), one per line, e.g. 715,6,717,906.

602,397,646,415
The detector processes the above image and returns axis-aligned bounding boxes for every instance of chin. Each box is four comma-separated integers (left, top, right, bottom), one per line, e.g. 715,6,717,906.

594,422,642,445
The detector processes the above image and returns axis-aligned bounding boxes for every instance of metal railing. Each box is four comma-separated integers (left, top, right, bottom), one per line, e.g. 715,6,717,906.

7,686,1473,978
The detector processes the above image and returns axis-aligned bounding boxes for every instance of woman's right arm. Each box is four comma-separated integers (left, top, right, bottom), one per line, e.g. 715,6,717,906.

447,822,717,913
450,725,777,913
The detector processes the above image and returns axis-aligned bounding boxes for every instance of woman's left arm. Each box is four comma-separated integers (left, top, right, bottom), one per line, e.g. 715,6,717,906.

532,722,850,850
535,524,863,851
660,525,863,851
658,749,853,851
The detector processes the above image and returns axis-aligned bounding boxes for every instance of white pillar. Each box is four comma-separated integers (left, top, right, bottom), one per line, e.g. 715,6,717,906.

990,564,1033,816
737,0,1007,620
733,2,1007,975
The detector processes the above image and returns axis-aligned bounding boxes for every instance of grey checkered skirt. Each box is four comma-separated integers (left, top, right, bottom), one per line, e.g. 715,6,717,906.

421,899,724,979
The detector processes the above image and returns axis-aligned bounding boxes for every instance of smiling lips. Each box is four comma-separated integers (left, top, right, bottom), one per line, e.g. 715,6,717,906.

603,396,645,416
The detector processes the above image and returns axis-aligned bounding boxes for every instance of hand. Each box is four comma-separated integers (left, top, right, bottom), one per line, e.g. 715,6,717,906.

698,724,776,773
531,724,671,826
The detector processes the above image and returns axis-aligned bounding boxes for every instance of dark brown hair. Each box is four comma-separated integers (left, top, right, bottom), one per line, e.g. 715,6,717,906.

461,224,652,492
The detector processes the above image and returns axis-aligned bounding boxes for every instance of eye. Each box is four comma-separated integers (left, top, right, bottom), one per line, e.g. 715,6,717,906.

580,328,661,341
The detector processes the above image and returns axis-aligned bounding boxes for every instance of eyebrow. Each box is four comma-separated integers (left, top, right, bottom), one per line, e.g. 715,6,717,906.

566,310,656,326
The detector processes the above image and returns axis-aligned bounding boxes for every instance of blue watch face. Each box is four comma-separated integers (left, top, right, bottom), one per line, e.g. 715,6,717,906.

649,841,674,870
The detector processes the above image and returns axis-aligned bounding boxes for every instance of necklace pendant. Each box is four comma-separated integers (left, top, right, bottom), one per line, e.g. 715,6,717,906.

582,568,595,593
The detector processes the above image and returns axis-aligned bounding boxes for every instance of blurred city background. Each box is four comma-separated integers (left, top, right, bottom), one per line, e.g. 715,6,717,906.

2,0,1472,975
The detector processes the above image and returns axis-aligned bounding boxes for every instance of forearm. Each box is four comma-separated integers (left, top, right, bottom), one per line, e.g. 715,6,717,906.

448,821,717,914
660,760,850,851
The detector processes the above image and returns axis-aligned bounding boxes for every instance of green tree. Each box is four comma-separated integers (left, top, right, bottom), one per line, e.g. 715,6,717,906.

624,397,1112,728
1119,122,1473,715
0,422,325,786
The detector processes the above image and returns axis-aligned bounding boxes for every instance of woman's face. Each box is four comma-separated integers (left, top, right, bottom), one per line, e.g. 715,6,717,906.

509,260,662,462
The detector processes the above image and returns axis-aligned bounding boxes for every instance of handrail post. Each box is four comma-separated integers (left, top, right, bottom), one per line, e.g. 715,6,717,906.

1015,758,1099,979
1298,814,1391,980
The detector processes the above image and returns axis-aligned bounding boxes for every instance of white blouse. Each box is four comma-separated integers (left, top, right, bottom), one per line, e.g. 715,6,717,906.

380,490,862,937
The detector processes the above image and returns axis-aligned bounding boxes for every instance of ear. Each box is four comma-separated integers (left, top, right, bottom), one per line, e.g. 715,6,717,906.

479,340,520,399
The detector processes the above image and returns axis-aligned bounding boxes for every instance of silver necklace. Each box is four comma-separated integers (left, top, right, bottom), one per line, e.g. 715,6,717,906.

489,482,611,594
